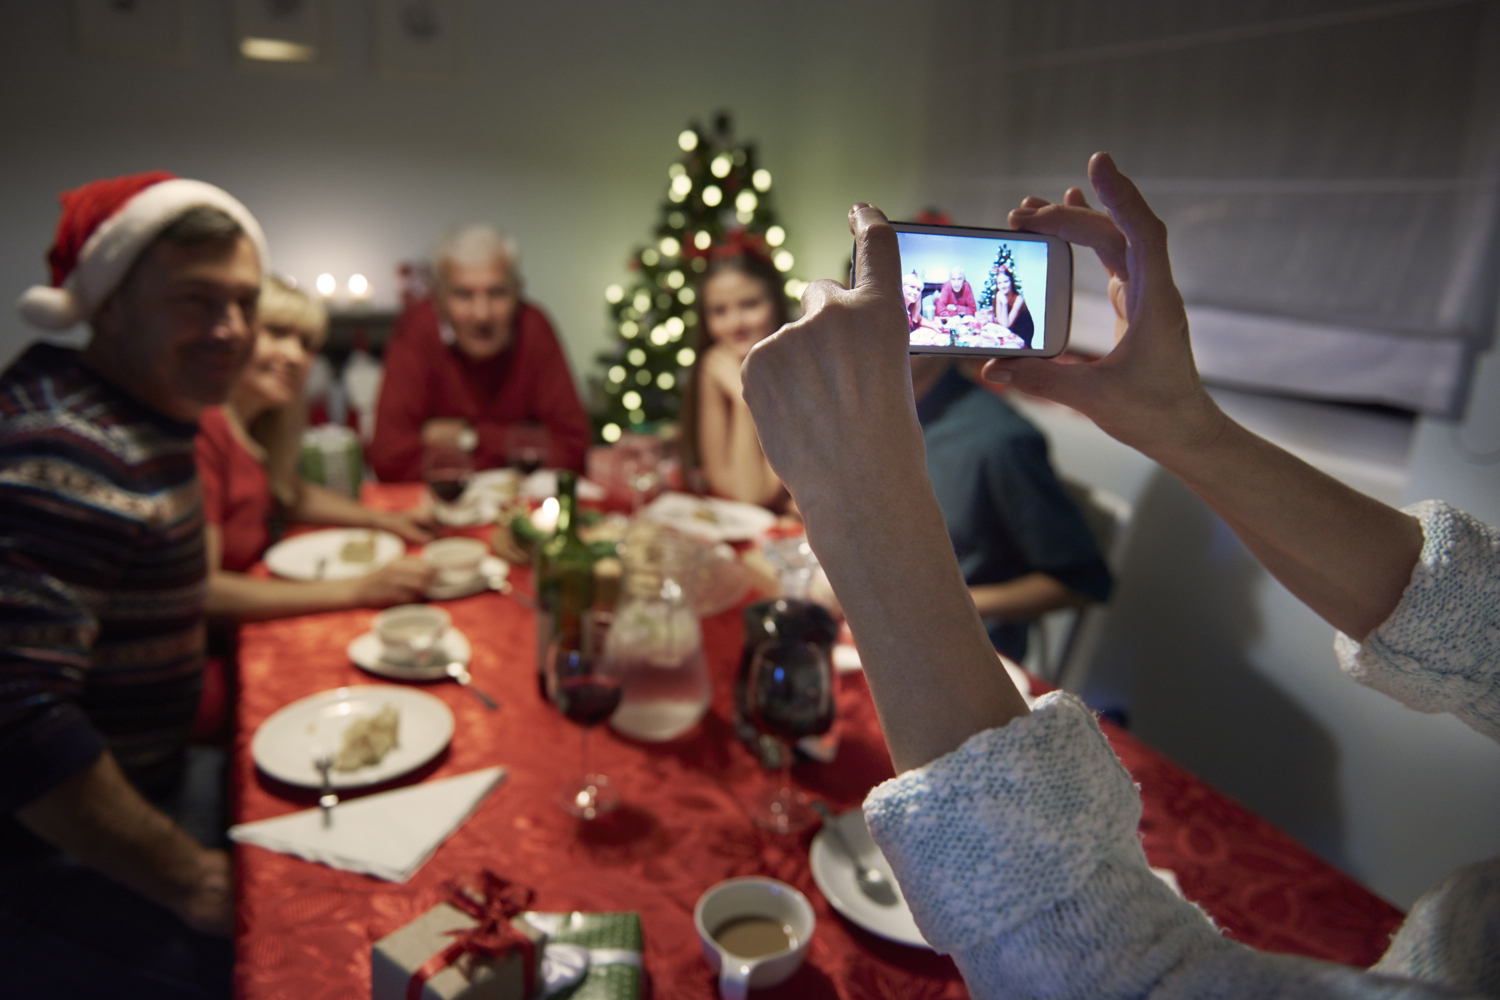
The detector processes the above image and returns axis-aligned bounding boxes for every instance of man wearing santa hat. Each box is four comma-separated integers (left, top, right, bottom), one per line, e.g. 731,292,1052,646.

0,171,266,995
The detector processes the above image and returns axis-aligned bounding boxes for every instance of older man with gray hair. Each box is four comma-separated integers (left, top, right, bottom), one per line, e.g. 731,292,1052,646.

369,224,590,480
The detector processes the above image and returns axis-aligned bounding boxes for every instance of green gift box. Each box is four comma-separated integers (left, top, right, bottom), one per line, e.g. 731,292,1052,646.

521,912,643,1000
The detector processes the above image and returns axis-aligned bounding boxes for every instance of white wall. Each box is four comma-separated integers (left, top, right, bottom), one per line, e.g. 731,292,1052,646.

0,2,930,379
1012,336,1500,908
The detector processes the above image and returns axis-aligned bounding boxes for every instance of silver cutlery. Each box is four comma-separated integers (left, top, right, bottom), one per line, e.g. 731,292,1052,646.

313,556,328,580
314,754,338,827
813,801,899,907
445,659,498,709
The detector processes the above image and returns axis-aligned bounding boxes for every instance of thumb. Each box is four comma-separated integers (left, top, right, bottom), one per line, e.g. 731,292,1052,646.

980,357,1097,408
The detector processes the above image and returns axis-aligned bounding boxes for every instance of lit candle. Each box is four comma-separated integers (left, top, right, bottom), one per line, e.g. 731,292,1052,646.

348,274,371,301
315,273,336,298
530,496,560,534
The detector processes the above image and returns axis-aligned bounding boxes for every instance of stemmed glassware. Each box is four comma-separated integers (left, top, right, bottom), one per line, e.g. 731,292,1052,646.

545,611,624,820
505,424,551,477
743,601,836,834
617,432,664,513
422,441,474,524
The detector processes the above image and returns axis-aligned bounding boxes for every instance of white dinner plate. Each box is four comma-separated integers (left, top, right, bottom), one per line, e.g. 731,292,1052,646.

809,809,930,949
347,628,474,681
640,492,777,543
425,556,508,601
264,529,405,581
251,685,455,789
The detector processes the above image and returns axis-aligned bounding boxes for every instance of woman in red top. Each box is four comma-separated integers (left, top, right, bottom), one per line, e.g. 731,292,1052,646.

197,277,436,621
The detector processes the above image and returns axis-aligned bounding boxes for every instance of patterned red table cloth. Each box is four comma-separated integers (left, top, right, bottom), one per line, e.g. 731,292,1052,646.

233,491,1403,999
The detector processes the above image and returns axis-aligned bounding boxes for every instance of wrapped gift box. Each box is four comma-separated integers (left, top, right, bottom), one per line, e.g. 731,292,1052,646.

522,911,642,1000
299,424,363,498
372,900,546,1000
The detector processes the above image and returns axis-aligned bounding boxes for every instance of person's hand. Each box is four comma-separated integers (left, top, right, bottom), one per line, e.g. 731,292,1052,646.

421,418,470,451
982,152,1225,459
741,205,928,516
174,847,234,937
701,344,745,401
350,556,436,607
372,509,435,545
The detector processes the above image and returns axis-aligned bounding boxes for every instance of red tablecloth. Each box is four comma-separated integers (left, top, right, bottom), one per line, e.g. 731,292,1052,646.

233,489,1404,1000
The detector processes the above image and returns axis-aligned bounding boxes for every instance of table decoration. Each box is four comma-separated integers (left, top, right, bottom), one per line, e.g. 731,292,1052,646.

372,872,545,1000
230,766,505,882
522,911,644,1000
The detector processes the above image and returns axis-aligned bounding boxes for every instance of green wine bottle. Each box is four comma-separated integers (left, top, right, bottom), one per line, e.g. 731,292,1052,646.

535,470,595,699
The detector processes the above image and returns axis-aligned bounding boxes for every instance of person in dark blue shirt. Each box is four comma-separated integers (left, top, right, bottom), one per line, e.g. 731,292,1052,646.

912,358,1113,660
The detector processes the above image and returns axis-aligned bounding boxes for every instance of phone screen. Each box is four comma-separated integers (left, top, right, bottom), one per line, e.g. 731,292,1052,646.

893,225,1069,357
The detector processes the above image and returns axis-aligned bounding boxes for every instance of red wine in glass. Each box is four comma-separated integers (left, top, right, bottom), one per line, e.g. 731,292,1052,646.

428,471,469,504
555,676,623,727
515,451,545,476
546,612,624,819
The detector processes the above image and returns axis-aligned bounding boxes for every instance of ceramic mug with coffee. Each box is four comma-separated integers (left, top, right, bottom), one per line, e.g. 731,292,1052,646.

422,537,489,589
373,604,451,667
694,877,815,999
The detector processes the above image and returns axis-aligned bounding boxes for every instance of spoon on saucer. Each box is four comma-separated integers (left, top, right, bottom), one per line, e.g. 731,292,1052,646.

444,659,498,710
812,801,899,907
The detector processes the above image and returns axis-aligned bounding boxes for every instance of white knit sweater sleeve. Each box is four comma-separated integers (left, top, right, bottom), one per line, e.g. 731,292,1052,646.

863,692,1477,1000
1333,500,1500,742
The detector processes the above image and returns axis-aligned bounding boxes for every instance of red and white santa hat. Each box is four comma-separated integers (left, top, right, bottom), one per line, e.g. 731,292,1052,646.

16,170,270,331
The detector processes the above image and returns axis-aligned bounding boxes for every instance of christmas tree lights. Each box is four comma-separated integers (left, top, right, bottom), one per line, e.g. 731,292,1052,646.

594,114,800,443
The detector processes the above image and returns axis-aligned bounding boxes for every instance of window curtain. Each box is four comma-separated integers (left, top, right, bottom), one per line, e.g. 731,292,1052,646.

920,0,1500,416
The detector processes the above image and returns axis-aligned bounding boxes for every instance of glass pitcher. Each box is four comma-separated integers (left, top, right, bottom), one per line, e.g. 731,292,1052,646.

605,522,712,742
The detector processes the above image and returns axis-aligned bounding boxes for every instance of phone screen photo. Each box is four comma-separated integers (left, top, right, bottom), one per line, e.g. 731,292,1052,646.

889,223,1072,358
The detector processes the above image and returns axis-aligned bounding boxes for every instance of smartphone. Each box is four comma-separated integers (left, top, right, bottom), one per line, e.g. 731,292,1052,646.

874,222,1072,358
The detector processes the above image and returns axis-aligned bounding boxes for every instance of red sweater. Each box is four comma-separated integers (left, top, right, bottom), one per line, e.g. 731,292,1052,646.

368,300,591,481
195,407,274,573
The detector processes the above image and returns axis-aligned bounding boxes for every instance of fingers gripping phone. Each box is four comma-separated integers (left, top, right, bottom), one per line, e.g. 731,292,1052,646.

859,223,1073,358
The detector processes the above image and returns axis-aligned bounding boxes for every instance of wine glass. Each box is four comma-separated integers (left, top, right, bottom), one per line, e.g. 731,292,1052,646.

546,611,624,820
744,610,834,834
618,432,664,512
505,424,551,477
422,442,473,524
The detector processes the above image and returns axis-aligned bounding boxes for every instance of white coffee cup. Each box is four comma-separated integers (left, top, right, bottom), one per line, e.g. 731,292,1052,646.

422,537,489,588
373,604,450,666
694,877,815,1000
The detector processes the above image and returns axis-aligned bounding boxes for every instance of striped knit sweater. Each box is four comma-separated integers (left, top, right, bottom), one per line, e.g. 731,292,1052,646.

0,343,206,824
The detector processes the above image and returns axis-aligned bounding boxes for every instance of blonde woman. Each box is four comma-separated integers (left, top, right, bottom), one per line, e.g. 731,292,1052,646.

196,277,435,621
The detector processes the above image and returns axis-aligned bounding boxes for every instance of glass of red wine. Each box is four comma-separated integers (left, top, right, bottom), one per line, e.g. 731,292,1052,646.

505,424,551,477
545,611,624,820
743,604,835,834
422,442,473,524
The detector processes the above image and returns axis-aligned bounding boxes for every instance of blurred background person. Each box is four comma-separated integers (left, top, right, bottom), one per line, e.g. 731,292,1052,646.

368,225,591,480
196,276,435,624
678,250,790,509
912,356,1112,661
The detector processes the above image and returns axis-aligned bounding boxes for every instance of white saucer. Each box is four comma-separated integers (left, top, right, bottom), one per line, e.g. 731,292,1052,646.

348,628,473,681
426,556,509,601
809,809,929,949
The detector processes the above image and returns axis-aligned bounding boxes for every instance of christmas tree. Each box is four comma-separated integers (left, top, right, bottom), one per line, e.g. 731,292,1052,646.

594,113,802,443
977,243,1017,314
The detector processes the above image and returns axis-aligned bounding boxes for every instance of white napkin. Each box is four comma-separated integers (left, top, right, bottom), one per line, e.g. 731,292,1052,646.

229,766,506,883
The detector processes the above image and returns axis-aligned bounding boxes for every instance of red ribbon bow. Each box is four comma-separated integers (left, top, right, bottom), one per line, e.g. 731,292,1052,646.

683,227,772,267
407,872,538,1000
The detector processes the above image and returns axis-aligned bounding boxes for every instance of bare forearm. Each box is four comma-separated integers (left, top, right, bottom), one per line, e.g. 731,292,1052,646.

799,479,1030,774
292,481,377,526
206,570,358,621
970,572,1090,622
1151,416,1422,640
15,752,213,919
703,391,784,507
